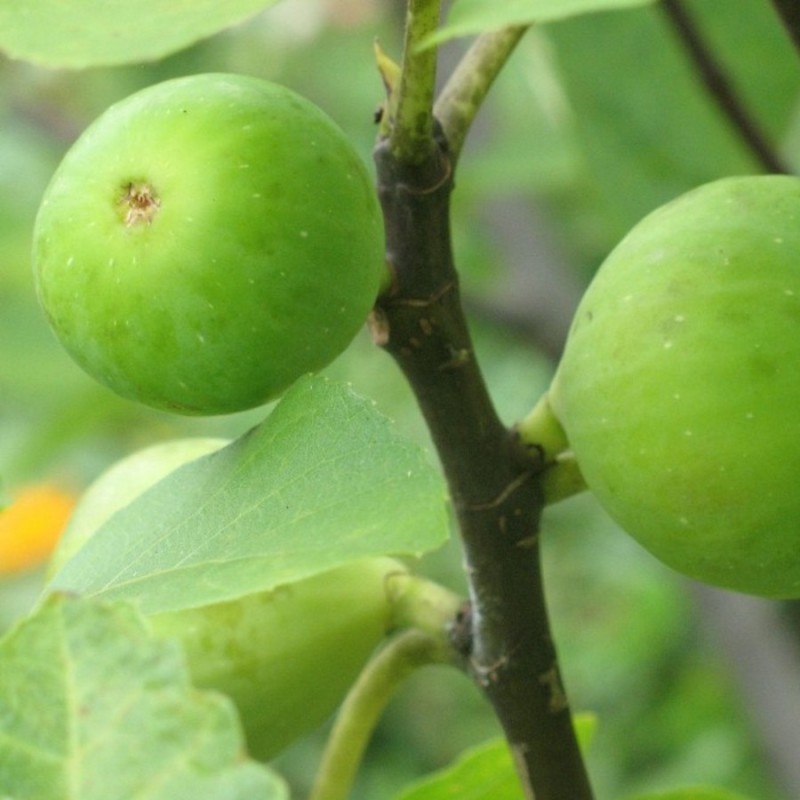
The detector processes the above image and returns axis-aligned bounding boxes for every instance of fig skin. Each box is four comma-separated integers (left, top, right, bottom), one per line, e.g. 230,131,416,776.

549,175,800,598
33,73,385,415
149,556,402,760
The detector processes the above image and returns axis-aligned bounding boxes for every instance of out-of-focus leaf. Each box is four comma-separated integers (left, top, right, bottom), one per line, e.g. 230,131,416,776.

0,593,287,799
546,0,800,243
392,714,597,799
423,0,656,47
0,0,283,68
47,376,449,614
626,787,755,800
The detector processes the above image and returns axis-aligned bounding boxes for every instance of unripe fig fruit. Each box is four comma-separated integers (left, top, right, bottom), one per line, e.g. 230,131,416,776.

549,175,800,598
150,557,402,760
33,73,385,415
48,439,404,759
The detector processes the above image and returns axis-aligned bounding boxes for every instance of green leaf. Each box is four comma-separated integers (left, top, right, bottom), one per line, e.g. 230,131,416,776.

625,788,755,800
0,593,287,800
0,0,282,68
393,714,597,799
393,738,525,800
546,1,800,242
423,0,656,46
47,376,449,614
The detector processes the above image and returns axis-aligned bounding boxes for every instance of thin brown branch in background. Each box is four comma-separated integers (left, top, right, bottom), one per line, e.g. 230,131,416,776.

770,0,800,59
661,0,787,174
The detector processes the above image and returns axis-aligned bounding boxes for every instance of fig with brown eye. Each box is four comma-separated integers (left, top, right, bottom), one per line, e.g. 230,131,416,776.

33,73,385,415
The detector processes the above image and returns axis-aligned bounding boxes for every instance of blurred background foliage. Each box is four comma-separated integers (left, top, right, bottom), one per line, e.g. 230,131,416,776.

2,1,800,798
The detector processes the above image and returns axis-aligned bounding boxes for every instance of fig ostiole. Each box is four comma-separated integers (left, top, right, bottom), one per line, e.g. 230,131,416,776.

538,175,800,598
33,73,386,416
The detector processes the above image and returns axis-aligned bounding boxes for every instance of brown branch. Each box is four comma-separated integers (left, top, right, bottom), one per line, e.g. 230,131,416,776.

660,0,786,174
770,0,800,59
372,128,594,800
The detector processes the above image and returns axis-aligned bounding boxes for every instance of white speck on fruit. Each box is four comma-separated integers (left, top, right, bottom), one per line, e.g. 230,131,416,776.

300,230,309,238
684,430,693,437
252,193,262,199
745,411,755,420
239,163,250,169
673,392,681,400
673,314,685,323
784,289,795,296
66,256,74,268
663,340,673,349
197,333,206,344
679,516,690,526
775,236,784,244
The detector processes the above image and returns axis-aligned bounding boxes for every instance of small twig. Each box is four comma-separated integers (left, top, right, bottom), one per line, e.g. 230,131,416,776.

387,0,442,164
660,0,786,174
309,630,453,800
434,25,528,162
770,0,800,59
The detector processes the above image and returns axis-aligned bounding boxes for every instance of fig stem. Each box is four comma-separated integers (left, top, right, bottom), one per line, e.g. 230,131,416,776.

515,391,570,464
515,393,589,505
540,453,588,506
387,0,441,164
434,25,528,163
385,571,466,638
309,629,454,800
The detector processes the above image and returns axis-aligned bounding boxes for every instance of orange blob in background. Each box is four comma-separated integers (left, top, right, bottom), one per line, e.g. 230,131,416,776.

0,486,76,575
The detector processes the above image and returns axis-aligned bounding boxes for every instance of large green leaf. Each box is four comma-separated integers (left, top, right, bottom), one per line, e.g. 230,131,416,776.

47,376,449,614
423,0,655,46
0,594,287,800
0,0,282,68
546,1,800,243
